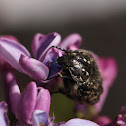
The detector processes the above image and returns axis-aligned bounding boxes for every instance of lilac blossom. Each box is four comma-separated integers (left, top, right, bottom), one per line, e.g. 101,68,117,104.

113,105,126,126
0,33,120,126
0,33,82,81
9,78,50,125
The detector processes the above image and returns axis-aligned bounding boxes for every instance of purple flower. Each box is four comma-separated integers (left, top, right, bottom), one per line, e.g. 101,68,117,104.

9,78,51,125
0,33,82,81
0,33,119,126
0,101,9,126
114,105,126,126
115,114,126,126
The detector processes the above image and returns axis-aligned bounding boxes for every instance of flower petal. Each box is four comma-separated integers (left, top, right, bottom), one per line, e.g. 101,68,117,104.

94,57,118,113
43,48,62,78
32,110,48,126
0,35,18,70
9,78,21,117
59,33,82,50
0,101,9,126
98,57,118,86
0,54,13,71
95,116,111,126
0,35,19,42
64,118,99,126
19,55,49,81
2,71,15,113
31,33,45,58
17,82,37,124
35,87,50,114
120,105,126,115
37,32,61,62
0,38,31,72
115,114,126,126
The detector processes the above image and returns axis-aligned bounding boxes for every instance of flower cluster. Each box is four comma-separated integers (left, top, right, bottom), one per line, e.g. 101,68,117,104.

0,32,122,126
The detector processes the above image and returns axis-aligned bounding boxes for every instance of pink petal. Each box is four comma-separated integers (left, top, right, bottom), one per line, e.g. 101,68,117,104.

0,35,19,42
98,57,118,86
0,54,13,71
95,116,111,126
3,71,15,111
19,55,49,81
31,33,45,58
0,35,18,70
0,38,31,72
94,57,118,113
120,105,126,114
64,118,99,126
17,82,37,124
38,32,61,62
35,87,51,114
59,33,82,50
9,78,21,117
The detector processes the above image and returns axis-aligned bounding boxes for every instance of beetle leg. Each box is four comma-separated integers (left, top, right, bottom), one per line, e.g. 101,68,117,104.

46,72,73,80
58,72,73,80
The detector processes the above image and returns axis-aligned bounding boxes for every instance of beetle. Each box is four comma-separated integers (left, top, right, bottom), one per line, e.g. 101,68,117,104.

50,46,103,104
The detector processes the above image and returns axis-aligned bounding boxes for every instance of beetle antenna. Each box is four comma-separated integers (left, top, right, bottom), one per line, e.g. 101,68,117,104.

51,46,68,53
